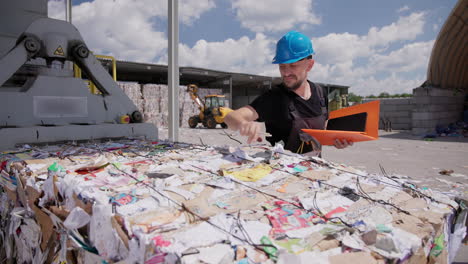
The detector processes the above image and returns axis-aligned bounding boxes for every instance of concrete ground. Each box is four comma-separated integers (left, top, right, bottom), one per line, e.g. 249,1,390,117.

159,127,468,263
323,130,468,199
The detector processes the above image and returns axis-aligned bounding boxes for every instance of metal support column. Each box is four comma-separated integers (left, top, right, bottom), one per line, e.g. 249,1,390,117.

65,0,74,70
229,75,232,108
168,0,179,141
66,0,72,23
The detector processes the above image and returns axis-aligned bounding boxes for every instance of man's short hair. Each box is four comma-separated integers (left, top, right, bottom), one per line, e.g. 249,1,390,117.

300,55,313,61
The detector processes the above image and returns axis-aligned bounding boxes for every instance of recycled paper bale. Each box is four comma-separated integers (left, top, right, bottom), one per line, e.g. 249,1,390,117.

0,139,466,263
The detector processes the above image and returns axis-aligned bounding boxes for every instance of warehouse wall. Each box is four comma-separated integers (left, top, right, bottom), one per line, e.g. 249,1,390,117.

411,87,465,135
119,82,223,128
363,98,413,130
363,87,466,134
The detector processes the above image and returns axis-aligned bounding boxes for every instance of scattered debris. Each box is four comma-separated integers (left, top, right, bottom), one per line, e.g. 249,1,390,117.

0,139,466,263
439,169,454,176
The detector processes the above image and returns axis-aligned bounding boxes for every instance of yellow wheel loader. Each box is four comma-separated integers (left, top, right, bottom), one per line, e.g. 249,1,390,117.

187,84,233,129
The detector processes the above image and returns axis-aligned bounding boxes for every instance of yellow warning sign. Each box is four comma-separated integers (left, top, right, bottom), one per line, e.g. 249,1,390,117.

54,46,65,56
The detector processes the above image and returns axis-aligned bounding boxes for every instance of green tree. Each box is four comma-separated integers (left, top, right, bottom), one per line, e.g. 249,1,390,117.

348,92,363,103
378,92,390,98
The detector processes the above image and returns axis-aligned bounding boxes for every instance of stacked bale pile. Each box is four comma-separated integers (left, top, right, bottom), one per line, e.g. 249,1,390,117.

118,82,144,113
119,83,224,128
178,85,195,127
142,84,167,127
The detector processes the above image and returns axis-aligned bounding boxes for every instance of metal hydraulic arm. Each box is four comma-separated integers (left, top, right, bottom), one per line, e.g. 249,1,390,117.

0,6,156,149
0,17,145,124
187,84,205,111
0,37,38,87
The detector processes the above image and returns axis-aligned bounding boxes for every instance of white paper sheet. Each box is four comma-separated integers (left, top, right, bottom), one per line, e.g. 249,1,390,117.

64,207,91,230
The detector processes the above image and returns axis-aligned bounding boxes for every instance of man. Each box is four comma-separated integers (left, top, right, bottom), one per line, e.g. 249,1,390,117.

224,31,352,155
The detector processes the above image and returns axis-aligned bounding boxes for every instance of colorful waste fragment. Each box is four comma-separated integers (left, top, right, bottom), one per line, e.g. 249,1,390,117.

0,139,466,263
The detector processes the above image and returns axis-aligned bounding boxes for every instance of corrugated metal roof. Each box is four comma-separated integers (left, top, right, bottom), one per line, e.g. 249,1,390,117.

112,60,349,91
426,0,467,91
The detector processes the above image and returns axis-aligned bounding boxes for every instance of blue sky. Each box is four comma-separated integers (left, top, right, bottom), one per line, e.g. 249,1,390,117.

48,0,457,96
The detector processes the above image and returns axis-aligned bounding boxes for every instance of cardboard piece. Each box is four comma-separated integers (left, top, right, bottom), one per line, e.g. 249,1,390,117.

392,212,434,240
183,187,222,220
29,202,55,251
73,193,93,215
5,187,18,205
316,238,340,251
23,184,55,252
329,252,378,264
49,205,70,221
14,171,29,209
300,170,334,181
183,186,268,221
111,216,130,250
306,232,326,247
359,184,385,194
408,247,429,264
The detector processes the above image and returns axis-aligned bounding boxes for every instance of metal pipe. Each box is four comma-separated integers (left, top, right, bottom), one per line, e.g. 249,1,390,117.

63,0,74,71
168,0,179,142
65,0,72,23
229,75,232,108
95,55,117,81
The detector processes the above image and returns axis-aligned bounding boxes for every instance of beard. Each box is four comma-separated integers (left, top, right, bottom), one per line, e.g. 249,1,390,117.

282,76,304,91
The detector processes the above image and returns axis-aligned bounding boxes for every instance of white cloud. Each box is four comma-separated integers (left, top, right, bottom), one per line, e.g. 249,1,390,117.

397,5,410,13
314,12,426,66
179,0,216,25
368,40,434,73
366,12,425,47
311,41,433,96
72,0,165,62
312,61,425,95
309,12,431,96
47,0,215,62
348,74,424,96
49,0,215,25
48,0,66,20
178,33,277,75
231,0,321,32
47,1,433,96
175,11,431,95
313,33,371,64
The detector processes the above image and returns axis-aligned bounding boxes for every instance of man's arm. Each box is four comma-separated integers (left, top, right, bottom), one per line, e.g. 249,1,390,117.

224,106,262,144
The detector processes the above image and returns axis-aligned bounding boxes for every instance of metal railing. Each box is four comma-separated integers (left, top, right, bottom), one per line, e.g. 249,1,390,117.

73,54,117,94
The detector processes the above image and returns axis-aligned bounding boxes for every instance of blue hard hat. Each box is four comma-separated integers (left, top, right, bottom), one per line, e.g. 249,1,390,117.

272,31,314,64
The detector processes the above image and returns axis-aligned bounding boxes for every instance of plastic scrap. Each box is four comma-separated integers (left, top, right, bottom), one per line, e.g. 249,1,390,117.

0,139,466,264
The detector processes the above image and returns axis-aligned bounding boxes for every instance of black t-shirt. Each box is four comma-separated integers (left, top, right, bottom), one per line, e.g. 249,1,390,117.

249,80,327,146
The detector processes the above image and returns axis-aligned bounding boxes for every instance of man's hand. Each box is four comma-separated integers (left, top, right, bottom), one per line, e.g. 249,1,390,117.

239,121,262,144
224,106,262,144
334,139,353,149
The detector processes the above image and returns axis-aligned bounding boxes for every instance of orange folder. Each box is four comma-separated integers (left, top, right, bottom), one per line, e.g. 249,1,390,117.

302,100,380,146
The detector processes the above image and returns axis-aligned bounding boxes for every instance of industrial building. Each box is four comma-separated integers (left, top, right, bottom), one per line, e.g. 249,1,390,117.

106,59,350,110
365,0,467,134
